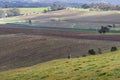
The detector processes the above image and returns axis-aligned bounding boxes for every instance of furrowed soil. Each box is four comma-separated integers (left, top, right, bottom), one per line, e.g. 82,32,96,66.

0,27,120,71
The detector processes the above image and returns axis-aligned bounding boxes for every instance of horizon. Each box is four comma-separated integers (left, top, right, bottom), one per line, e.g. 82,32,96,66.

1,0,120,4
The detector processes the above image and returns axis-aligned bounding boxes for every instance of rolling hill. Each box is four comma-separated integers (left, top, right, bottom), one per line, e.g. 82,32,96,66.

0,50,120,80
0,29,119,72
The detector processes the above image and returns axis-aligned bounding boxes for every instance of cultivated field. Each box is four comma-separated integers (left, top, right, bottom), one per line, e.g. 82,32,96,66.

1,8,120,30
0,27,120,71
19,9,120,29
0,7,120,74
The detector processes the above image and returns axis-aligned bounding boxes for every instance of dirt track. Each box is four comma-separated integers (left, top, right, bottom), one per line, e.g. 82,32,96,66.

0,27,120,41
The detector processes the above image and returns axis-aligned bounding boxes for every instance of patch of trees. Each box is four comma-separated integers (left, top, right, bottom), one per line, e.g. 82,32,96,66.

0,8,20,18
88,49,96,55
81,3,120,11
50,3,66,11
111,47,117,52
42,3,66,13
67,46,118,59
98,26,110,34
98,24,116,34
88,46,118,56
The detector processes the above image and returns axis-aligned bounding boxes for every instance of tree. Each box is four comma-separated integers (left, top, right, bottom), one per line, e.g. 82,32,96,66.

7,8,20,17
28,20,32,24
50,3,65,11
43,10,47,13
81,4,90,9
113,24,116,28
68,53,71,59
98,26,110,34
88,49,96,55
111,47,117,52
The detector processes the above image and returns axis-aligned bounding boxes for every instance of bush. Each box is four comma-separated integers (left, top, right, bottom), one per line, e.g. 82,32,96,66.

111,47,117,52
88,49,96,55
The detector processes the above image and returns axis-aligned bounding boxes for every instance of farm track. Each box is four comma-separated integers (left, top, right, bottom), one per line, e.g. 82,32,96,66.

0,27,120,41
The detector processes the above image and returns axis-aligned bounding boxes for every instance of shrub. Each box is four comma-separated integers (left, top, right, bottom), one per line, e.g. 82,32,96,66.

111,47,117,52
68,53,71,59
88,49,96,55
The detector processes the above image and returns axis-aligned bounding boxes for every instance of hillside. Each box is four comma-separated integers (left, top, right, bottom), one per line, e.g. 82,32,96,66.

1,9,120,29
0,32,120,71
17,9,120,29
0,50,120,80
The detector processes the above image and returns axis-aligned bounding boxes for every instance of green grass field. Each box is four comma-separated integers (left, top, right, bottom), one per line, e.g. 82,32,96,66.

2,7,49,14
0,17,24,24
0,7,49,24
0,50,120,80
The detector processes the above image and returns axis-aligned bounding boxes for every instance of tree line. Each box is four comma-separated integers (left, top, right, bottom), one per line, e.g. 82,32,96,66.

0,8,20,18
81,3,120,11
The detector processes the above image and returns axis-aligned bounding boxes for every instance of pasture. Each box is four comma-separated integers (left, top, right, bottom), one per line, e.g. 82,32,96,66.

0,50,120,80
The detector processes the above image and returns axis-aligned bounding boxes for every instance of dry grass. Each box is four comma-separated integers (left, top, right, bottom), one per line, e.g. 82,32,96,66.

0,50,120,80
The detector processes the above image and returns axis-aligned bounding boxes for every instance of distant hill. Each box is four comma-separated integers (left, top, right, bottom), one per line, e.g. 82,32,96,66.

0,0,120,8
25,0,120,4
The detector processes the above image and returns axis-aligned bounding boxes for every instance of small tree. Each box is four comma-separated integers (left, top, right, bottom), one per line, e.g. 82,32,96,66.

98,26,110,34
81,4,90,9
28,20,32,24
111,47,117,52
43,10,47,13
88,49,96,55
113,24,116,28
68,53,71,59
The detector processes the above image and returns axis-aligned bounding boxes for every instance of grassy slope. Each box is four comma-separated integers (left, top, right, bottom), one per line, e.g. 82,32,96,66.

0,51,120,80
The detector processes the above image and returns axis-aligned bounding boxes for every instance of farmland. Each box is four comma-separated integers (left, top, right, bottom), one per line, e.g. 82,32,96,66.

0,27,120,71
0,7,120,80
0,50,120,80
1,8,120,30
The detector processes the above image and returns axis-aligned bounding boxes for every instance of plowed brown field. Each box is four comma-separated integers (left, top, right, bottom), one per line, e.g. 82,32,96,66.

0,27,120,71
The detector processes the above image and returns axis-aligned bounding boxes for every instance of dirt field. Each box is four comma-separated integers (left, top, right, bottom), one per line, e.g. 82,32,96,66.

0,27,120,41
19,9,120,28
1,9,120,29
0,27,120,71
0,34,120,72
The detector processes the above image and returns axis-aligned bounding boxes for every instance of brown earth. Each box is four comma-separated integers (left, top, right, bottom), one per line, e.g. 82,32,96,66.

0,27,120,71
0,27,120,41
19,9,120,28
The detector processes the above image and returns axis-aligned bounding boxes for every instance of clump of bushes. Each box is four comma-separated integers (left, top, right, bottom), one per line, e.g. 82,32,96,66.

88,49,96,55
111,46,117,52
